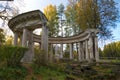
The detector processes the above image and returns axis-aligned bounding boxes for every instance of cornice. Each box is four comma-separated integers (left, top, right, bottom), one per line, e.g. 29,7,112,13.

8,10,48,31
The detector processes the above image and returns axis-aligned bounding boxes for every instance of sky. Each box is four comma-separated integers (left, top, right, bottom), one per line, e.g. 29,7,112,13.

21,0,120,45
0,0,120,47
21,0,68,12
112,0,120,42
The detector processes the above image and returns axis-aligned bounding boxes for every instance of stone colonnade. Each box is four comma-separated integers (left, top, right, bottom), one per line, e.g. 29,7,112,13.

49,32,99,62
13,29,34,62
9,10,99,63
13,26,48,62
8,10,48,63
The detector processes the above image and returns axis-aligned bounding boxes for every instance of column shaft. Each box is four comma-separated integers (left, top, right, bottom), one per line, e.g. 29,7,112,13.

78,42,82,61
60,44,63,59
89,36,94,60
69,43,73,59
50,44,53,62
55,45,58,57
22,30,34,62
14,32,18,45
95,36,99,61
85,40,89,61
41,26,48,62
22,29,27,47
29,31,34,62
79,42,84,61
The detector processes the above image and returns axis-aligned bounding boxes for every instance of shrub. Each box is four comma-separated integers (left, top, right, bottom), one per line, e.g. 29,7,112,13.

63,51,69,58
0,45,27,67
0,66,27,80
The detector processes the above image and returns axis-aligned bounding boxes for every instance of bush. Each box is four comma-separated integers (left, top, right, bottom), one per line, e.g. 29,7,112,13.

0,66,27,80
0,46,5,61
63,51,69,58
0,45,27,67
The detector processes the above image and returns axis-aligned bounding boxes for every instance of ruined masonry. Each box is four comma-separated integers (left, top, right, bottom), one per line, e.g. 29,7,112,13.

8,10,99,62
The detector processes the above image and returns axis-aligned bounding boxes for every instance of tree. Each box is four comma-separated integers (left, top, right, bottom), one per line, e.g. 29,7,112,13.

0,1,20,27
75,0,100,30
102,41,120,57
65,0,119,39
5,35,13,45
99,48,103,57
65,0,80,35
97,0,119,39
58,3,65,37
44,4,59,37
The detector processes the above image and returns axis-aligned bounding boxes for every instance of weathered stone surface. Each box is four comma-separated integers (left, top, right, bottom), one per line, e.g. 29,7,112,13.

66,75,75,80
13,32,18,45
8,10,99,63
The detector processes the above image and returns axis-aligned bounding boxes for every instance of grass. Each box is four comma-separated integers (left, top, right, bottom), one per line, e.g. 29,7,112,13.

0,61,119,80
32,64,66,80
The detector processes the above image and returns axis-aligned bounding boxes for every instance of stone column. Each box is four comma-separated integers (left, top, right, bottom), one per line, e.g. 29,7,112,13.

41,26,48,51
46,27,48,55
14,32,18,45
76,43,79,60
41,25,48,62
60,44,63,59
55,45,58,56
69,43,73,59
78,42,82,62
89,35,94,60
22,30,34,62
95,36,99,61
50,44,53,62
22,28,27,47
81,42,85,61
28,31,34,62
85,40,89,61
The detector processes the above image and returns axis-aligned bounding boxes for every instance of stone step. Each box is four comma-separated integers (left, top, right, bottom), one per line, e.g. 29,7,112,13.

72,70,82,73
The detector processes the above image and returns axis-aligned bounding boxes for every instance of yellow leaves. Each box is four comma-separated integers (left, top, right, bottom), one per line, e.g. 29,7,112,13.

43,4,59,36
5,36,13,45
65,0,100,31
44,4,57,21
76,0,99,29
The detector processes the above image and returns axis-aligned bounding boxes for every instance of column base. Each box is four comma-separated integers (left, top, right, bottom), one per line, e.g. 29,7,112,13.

21,50,34,62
